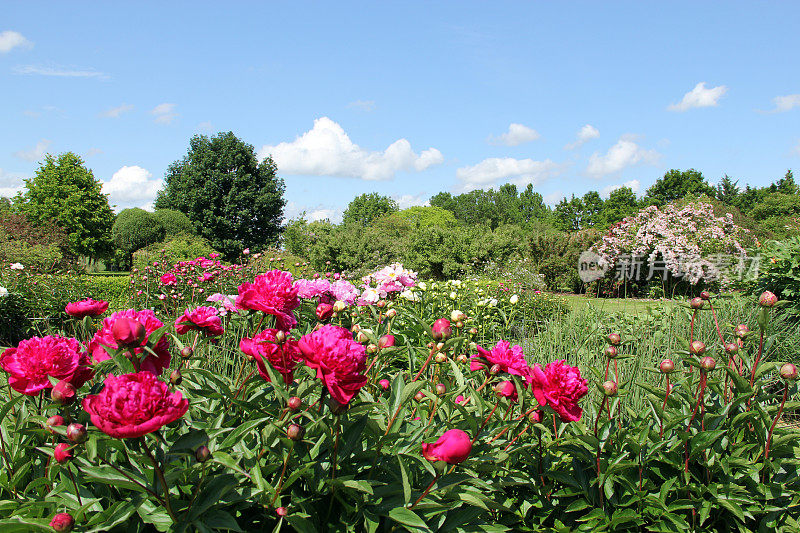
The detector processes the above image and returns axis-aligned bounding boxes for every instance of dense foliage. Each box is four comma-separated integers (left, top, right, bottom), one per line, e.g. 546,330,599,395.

112,209,167,269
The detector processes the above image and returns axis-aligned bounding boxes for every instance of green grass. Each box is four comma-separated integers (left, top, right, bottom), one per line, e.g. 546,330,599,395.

558,293,674,315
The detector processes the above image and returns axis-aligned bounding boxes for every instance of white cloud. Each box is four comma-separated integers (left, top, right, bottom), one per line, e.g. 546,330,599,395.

258,117,444,181
586,136,660,177
564,124,600,150
196,121,213,133
100,104,133,118
543,191,564,205
101,166,162,210
150,103,177,124
347,100,376,112
284,201,342,223
13,65,106,78
0,31,31,53
601,179,641,198
455,157,560,192
394,194,430,209
13,139,51,162
488,123,540,146
769,94,800,113
84,147,103,158
668,82,727,112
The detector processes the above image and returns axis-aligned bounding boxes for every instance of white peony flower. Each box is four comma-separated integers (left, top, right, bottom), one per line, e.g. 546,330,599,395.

400,289,419,302
0,286,8,297
9,263,24,270
510,294,519,304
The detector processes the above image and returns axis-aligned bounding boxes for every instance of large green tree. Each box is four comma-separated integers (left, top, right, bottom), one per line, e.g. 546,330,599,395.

600,186,639,225
342,193,398,226
154,132,285,260
13,152,114,258
644,169,716,206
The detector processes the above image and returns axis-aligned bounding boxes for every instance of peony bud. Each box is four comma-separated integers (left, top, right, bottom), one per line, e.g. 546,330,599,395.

780,363,798,381
451,310,466,322
469,327,478,336
436,342,445,352
46,415,65,434
528,410,544,424
435,383,447,395
700,356,716,371
607,333,621,346
510,294,519,304
379,379,391,390
315,303,334,321
356,331,369,343
170,369,182,386
378,334,395,348
435,353,448,364
333,300,347,313
689,341,706,355
690,297,704,310
456,353,468,364
288,396,302,410
700,291,711,300
604,345,618,359
724,343,739,354
49,513,75,532
287,423,305,441
759,291,778,308
111,318,146,347
414,391,425,402
276,506,288,517
195,445,212,463
431,319,452,341
366,343,378,354
602,380,618,397
489,363,502,375
54,443,72,464
51,380,76,405
66,423,87,444
180,346,193,359
735,324,750,339
659,359,675,374
385,308,397,319
274,330,286,344
351,324,361,333
377,300,386,308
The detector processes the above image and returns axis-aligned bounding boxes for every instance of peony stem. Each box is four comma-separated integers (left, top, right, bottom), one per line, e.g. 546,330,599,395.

141,437,177,522
413,347,437,382
764,381,788,468
66,464,83,507
271,443,294,506
410,471,441,510
472,401,500,445
659,375,671,438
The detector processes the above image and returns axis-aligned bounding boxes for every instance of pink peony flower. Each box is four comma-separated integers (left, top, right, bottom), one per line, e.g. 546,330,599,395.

422,428,472,464
431,318,452,341
298,325,368,405
0,336,92,395
526,360,588,422
235,270,300,330
379,378,391,390
174,306,224,336
330,280,360,304
82,372,189,438
87,309,171,375
160,273,177,286
470,340,530,377
295,278,331,299
240,329,302,384
65,298,109,318
54,443,72,464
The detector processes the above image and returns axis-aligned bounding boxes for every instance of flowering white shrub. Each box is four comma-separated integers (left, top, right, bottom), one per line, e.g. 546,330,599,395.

593,202,751,285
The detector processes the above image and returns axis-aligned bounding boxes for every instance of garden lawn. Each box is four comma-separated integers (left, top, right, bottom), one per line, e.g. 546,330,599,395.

558,293,674,315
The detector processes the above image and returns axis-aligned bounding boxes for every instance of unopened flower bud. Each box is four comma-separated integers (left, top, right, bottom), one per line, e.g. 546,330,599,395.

457,353,468,364
780,362,798,381
276,507,288,517
450,310,466,322
54,443,72,464
735,324,750,339
700,291,711,300
333,300,347,313
759,291,778,308
431,319,452,341
51,380,76,405
356,331,369,343
66,423,87,443
602,380,618,397
436,342,445,352
455,321,464,328
604,345,618,359
659,359,675,374
46,415,65,433
316,303,334,321
489,364,502,375
414,391,425,402
385,308,397,319
274,330,286,343
49,512,75,532
528,410,543,424
195,445,212,463
469,327,478,336
170,369,182,386
690,297,704,310
288,396,302,410
435,383,447,395
607,333,621,346
366,343,378,354
724,343,739,354
378,335,395,348
180,346,193,359
379,379,391,390
689,341,706,355
287,423,305,441
351,324,361,333
434,353,448,364
700,356,716,371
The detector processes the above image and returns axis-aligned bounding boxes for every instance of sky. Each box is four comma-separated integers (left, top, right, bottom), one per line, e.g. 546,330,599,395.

1,2,799,222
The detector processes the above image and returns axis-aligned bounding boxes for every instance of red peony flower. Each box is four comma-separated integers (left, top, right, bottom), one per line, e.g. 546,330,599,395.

82,372,189,439
470,340,530,377
49,512,75,532
54,443,72,464
422,428,472,464
174,306,224,336
526,360,588,422
87,309,171,375
235,270,300,331
0,336,92,395
65,298,109,318
240,329,302,384
298,324,368,405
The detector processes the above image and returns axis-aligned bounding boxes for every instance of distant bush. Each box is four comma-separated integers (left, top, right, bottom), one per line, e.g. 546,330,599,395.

152,208,195,237
756,237,800,318
112,209,166,268
0,212,69,272
133,234,219,269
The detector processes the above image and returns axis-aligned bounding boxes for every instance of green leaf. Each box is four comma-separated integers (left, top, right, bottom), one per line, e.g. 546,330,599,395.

389,507,430,530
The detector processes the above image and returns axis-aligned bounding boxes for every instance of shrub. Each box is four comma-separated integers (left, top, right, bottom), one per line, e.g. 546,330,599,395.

152,208,195,237
756,236,800,318
133,234,219,270
112,208,166,267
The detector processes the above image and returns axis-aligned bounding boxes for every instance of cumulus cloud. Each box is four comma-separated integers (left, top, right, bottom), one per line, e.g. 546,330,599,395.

258,117,444,181
768,94,800,113
0,168,25,198
565,124,600,150
393,193,430,209
668,82,727,112
150,103,177,124
0,31,31,53
488,123,540,146
543,191,564,205
14,65,106,78
284,201,342,223
601,179,641,197
455,157,560,192
100,104,133,118
586,136,660,178
101,166,162,210
347,100,376,112
13,139,51,162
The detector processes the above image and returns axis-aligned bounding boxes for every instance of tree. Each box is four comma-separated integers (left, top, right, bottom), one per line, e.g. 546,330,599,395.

581,191,604,228
716,175,740,206
645,169,716,206
600,187,639,225
152,209,195,237
553,195,584,231
342,193,398,226
775,170,798,195
518,184,550,224
154,132,286,260
112,208,166,265
13,152,114,258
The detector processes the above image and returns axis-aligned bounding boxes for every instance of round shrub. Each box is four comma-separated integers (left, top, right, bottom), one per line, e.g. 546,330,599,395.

152,209,195,237
112,209,166,258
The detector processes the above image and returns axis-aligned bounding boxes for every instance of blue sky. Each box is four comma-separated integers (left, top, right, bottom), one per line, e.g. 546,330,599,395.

1,2,799,221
